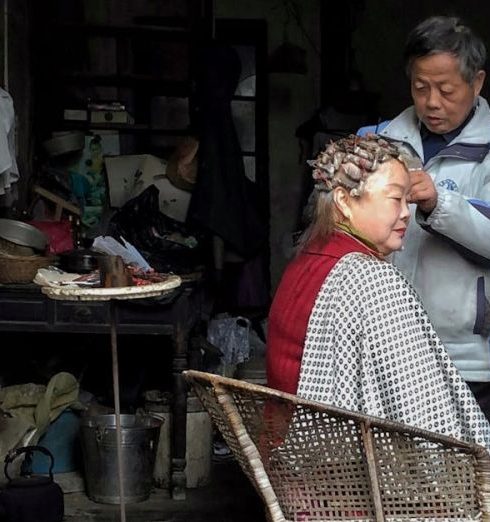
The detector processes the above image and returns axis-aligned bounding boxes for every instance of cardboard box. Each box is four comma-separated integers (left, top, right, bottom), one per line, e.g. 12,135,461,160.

63,109,88,121
90,110,134,124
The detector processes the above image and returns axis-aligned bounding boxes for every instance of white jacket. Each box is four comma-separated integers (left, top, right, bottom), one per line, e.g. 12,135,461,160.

380,96,490,382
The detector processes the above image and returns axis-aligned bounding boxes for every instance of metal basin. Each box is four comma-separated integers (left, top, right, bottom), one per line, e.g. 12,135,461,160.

80,414,161,504
0,219,48,251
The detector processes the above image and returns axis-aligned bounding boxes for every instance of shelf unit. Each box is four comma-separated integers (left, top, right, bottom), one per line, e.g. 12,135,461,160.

32,0,212,157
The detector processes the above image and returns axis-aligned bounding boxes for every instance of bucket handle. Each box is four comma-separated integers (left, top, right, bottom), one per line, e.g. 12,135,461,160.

95,425,108,443
4,445,55,481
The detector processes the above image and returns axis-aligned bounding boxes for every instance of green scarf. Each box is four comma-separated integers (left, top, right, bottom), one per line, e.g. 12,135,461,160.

335,222,381,254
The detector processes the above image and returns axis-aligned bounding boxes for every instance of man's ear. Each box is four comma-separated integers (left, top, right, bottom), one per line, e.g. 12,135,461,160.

473,70,486,98
332,187,352,221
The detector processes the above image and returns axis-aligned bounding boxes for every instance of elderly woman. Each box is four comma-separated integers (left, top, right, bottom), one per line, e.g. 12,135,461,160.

266,134,490,449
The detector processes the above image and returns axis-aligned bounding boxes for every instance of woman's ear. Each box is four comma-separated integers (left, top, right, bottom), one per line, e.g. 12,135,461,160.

332,187,352,221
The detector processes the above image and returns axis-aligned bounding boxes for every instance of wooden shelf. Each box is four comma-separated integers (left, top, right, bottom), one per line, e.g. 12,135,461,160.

58,121,190,134
52,22,194,40
58,73,190,94
232,95,257,102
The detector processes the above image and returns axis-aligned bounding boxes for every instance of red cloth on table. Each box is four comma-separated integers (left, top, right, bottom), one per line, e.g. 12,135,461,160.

28,220,73,255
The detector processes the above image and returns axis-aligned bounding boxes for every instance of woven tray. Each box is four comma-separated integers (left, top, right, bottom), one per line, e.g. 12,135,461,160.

41,275,182,301
0,254,52,284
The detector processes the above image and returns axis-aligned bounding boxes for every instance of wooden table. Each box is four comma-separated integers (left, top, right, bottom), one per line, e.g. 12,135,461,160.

0,281,203,500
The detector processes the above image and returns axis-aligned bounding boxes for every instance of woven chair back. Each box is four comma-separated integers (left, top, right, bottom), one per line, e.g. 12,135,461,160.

184,370,490,522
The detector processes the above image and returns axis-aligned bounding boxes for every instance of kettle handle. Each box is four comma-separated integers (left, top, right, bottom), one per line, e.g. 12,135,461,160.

4,445,55,482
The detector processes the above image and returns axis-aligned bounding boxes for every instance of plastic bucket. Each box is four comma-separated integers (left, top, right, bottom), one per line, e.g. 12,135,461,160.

80,414,161,504
31,409,81,474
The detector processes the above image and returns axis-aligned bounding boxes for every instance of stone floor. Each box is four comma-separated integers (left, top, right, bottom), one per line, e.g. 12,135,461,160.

64,459,267,522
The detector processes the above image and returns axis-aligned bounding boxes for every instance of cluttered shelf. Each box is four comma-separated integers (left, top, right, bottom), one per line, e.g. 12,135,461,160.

28,8,269,320
32,0,213,161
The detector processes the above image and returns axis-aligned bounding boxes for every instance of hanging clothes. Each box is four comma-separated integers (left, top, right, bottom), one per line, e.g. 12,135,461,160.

187,42,266,259
0,87,19,196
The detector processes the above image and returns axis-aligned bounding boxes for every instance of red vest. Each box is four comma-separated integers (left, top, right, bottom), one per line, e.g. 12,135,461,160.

266,231,372,394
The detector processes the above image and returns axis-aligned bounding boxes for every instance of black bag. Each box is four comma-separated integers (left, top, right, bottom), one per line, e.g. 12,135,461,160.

0,446,64,522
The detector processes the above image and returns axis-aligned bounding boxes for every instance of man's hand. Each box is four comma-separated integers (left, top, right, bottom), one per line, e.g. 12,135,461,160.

408,170,438,214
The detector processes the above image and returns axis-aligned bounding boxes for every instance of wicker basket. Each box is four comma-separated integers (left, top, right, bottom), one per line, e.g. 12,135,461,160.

0,254,52,284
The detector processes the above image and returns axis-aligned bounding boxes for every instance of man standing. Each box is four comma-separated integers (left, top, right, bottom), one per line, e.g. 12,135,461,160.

362,16,490,418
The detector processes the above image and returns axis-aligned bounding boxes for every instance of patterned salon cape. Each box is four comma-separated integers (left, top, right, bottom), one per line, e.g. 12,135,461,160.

297,252,490,451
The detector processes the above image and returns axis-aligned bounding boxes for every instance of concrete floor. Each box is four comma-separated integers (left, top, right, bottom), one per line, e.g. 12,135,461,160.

64,459,267,522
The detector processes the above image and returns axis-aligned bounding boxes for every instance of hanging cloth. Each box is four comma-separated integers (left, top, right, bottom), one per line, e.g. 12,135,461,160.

187,42,266,258
0,87,19,196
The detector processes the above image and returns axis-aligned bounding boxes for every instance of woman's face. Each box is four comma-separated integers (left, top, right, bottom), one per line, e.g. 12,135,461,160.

344,159,411,255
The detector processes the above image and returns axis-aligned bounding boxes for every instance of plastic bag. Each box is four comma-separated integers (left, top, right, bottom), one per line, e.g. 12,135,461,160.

29,220,73,255
207,314,251,365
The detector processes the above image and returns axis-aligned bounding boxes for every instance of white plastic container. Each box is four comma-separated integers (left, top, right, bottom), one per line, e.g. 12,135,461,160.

186,393,212,488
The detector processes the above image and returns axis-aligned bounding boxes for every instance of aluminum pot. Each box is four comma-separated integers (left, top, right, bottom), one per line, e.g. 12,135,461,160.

0,219,48,251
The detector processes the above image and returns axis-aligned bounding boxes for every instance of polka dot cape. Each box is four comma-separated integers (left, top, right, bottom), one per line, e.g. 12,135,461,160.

297,252,490,450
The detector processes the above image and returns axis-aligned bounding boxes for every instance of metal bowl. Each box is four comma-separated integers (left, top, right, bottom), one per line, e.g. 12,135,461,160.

0,219,48,251
58,249,105,274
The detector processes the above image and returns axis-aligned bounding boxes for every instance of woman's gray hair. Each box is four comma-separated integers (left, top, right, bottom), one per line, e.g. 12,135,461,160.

404,16,487,84
307,134,411,197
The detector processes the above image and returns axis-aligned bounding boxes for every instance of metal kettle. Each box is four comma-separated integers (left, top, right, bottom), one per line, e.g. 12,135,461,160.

0,446,64,522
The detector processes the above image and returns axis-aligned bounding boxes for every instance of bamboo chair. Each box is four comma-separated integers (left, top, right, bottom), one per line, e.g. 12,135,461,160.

183,369,490,522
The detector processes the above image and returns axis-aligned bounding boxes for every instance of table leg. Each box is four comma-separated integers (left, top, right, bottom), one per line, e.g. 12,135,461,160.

171,293,192,500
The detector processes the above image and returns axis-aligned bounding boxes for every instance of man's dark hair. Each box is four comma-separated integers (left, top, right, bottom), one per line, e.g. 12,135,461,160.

404,16,487,83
